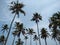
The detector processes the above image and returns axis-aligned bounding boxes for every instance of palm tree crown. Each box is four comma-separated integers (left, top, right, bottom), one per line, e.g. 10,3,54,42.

33,35,38,41
0,35,5,43
14,22,25,38
41,28,49,39
49,12,60,30
10,0,25,17
31,13,42,23
16,38,24,45
1,24,9,33
27,28,35,35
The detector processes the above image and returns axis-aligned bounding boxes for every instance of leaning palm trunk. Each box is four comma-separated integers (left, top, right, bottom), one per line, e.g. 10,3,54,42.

36,22,41,45
4,14,16,45
12,36,15,45
30,35,32,45
45,38,47,45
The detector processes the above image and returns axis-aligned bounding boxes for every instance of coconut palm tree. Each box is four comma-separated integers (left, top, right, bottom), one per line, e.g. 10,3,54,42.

16,38,24,45
5,0,25,45
33,35,38,45
14,22,25,39
0,35,5,45
41,28,49,45
24,36,28,45
1,24,9,34
49,12,60,45
12,30,18,45
27,28,35,45
31,12,42,45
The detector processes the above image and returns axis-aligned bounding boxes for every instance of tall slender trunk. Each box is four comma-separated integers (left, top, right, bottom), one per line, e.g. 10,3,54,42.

3,41,5,45
12,36,15,45
55,39,57,45
19,33,21,39
25,40,27,45
1,42,4,45
59,41,60,45
30,35,32,45
45,38,47,45
36,22,41,45
4,14,16,45
36,40,37,45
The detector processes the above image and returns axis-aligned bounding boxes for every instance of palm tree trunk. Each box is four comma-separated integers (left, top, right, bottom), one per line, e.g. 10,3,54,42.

30,35,32,45
45,38,47,45
4,14,16,45
36,22,41,45
25,40,27,45
3,41,5,45
55,39,57,45
59,41,60,45
12,36,15,45
36,40,37,45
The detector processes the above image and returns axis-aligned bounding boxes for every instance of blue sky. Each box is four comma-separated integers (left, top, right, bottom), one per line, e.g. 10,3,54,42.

0,0,60,45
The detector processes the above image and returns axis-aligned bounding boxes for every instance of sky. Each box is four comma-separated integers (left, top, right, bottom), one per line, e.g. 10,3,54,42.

0,0,60,45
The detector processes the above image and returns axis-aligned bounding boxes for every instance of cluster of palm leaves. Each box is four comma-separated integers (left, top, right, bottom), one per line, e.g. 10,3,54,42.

0,0,60,45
